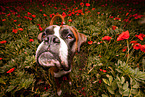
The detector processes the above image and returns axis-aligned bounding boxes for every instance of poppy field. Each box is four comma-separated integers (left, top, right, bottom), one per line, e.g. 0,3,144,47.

0,0,145,96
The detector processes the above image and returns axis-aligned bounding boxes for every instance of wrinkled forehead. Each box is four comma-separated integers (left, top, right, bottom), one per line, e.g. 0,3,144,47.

44,25,78,39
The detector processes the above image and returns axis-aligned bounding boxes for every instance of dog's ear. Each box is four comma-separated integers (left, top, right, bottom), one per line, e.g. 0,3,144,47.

38,32,43,43
71,27,87,52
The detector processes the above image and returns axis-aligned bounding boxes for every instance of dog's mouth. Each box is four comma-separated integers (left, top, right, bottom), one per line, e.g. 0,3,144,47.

37,52,61,68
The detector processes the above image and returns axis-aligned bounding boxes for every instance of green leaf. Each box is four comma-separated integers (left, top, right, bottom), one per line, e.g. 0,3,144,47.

117,82,122,88
0,78,6,84
108,67,115,77
107,86,115,94
120,76,125,84
123,88,129,96
103,78,110,86
102,94,108,97
123,81,129,90
116,75,120,81
119,88,124,95
41,93,50,97
108,75,113,85
132,82,139,89
7,86,16,92
131,89,138,94
20,78,34,89
112,80,117,90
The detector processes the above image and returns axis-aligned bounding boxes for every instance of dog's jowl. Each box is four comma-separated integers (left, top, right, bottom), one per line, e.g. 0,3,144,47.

35,14,87,96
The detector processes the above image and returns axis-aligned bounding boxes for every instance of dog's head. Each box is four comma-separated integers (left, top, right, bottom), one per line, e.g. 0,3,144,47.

36,14,87,71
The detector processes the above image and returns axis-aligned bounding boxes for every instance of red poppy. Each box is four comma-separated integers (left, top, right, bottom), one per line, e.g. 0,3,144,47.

32,15,36,18
135,33,145,41
17,14,20,18
85,9,88,11
75,7,78,10
126,13,129,16
1,6,5,11
81,13,84,15
103,70,107,73
2,19,6,21
39,26,43,31
14,20,17,22
17,24,21,26
0,40,7,44
50,13,55,18
54,7,57,9
68,13,72,16
86,3,90,7
0,58,3,60
62,12,67,18
114,17,121,20
88,41,93,44
140,45,145,52
12,28,18,33
97,12,100,14
80,2,84,7
24,16,28,19
28,17,32,21
7,68,15,73
71,12,75,15
117,30,130,41
43,14,47,17
133,43,141,50
77,9,82,13
68,19,72,22
99,80,102,83
82,87,85,90
102,36,112,41
134,15,143,19
99,54,102,58
130,41,137,44
122,46,127,52
76,13,79,16
29,39,34,42
44,87,47,90
109,16,113,18
18,28,23,31
27,12,32,15
92,8,95,10
37,24,41,26
112,26,116,30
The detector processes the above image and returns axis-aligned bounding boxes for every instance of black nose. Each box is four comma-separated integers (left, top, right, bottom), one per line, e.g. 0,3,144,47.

44,35,60,44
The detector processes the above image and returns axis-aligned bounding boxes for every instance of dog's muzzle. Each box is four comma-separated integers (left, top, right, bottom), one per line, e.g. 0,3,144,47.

37,51,61,68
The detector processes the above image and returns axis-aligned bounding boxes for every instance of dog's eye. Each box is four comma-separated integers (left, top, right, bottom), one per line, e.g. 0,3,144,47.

67,34,73,39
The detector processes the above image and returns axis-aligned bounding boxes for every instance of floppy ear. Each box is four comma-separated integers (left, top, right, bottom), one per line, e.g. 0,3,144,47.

37,32,43,43
72,27,87,52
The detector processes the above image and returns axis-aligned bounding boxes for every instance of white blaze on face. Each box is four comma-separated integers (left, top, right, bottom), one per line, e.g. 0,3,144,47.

54,26,68,68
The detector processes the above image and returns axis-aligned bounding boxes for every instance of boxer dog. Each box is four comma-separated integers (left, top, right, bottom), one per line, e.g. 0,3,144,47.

35,14,87,96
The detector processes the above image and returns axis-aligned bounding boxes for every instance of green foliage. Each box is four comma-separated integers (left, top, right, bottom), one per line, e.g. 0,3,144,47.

0,0,145,96
102,60,145,96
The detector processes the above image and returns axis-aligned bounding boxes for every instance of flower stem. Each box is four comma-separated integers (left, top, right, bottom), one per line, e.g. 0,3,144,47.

126,39,130,64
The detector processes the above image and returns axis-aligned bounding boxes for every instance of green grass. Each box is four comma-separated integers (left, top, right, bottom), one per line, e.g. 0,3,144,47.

0,0,145,96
